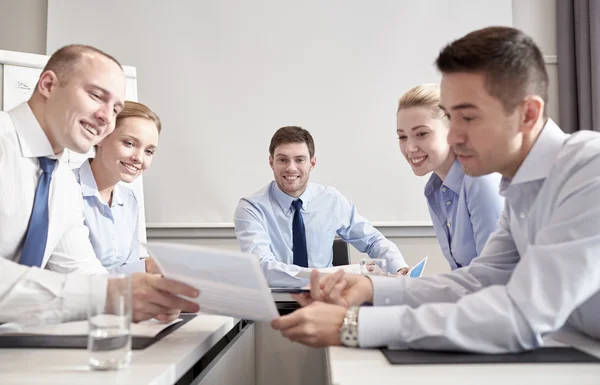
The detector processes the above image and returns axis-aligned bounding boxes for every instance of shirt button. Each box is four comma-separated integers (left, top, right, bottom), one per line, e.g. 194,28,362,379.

447,222,451,228
385,298,391,305
442,187,447,192
520,212,526,219
446,201,452,206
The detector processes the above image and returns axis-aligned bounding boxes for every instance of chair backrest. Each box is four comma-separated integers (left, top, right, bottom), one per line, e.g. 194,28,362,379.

332,238,350,266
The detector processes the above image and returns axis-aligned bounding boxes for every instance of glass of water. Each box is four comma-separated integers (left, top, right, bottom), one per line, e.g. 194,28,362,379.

88,274,132,370
360,258,389,276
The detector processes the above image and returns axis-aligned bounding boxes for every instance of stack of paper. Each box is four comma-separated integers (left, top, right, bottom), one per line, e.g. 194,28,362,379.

295,264,362,279
295,256,428,279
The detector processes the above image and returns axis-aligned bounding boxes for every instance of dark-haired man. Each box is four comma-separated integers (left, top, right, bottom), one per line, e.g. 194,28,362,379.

272,26,600,353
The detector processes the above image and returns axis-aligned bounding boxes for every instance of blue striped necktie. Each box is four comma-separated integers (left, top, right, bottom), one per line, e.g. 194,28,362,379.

291,199,308,268
19,157,57,267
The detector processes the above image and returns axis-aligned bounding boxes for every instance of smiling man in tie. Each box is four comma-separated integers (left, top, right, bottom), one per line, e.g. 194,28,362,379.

234,126,409,286
0,45,200,324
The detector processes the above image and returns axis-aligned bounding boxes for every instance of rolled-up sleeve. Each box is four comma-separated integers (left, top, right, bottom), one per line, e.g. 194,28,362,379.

0,258,107,324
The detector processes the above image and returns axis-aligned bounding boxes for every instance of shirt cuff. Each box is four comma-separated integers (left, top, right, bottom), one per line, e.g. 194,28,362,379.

358,306,404,348
62,274,107,322
370,275,407,306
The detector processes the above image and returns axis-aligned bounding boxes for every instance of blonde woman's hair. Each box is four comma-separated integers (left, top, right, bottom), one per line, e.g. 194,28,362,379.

116,101,162,133
397,83,446,120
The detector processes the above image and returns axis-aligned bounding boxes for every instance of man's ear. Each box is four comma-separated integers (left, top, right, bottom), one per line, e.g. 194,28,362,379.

310,156,316,170
36,70,60,99
269,155,274,170
519,95,544,134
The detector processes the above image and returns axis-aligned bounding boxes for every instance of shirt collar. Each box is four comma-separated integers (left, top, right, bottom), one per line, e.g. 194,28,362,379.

442,159,464,194
78,159,124,206
423,160,464,196
424,173,441,197
500,119,568,192
9,102,62,160
271,181,313,214
112,183,124,206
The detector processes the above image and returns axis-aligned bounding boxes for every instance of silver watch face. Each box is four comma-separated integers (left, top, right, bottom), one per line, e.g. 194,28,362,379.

341,326,359,347
341,308,360,348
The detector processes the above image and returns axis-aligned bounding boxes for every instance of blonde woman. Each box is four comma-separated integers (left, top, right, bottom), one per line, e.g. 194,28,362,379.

74,101,161,273
396,84,504,269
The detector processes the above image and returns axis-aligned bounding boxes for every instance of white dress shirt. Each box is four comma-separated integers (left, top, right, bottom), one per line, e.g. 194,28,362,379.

0,102,107,323
358,119,600,353
0,259,105,324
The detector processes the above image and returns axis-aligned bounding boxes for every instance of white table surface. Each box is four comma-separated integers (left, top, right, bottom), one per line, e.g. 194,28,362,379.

327,329,600,385
0,314,236,385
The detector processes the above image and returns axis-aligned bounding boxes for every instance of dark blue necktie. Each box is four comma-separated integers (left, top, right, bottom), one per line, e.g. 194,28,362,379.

19,157,57,267
292,199,308,268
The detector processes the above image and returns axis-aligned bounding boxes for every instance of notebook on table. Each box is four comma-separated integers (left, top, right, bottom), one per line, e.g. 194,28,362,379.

0,314,196,349
380,346,600,365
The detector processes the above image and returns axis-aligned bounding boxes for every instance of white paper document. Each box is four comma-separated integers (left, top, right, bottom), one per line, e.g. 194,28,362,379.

295,264,362,279
0,318,182,337
145,242,279,322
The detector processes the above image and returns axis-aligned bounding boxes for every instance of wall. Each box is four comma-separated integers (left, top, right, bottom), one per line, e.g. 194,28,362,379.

0,0,47,54
46,0,513,229
512,0,559,123
0,0,558,276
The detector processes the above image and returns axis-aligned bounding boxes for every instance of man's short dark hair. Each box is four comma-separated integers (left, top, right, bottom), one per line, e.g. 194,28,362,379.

435,26,549,116
269,126,315,158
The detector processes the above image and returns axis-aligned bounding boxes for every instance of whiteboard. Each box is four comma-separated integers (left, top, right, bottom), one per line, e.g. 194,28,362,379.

0,49,148,252
2,65,40,110
47,0,513,228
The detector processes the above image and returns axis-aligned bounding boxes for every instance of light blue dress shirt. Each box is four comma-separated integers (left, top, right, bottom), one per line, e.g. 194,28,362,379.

73,160,144,274
358,119,600,353
234,181,408,286
425,160,504,269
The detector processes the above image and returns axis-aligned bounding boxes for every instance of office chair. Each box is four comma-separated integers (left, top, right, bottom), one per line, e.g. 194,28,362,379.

332,238,350,266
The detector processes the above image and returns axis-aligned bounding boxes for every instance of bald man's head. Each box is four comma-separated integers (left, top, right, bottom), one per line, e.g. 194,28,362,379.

42,44,122,84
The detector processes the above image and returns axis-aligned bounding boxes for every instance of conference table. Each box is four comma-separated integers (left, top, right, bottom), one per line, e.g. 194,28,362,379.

2,303,600,385
327,328,600,385
0,314,253,385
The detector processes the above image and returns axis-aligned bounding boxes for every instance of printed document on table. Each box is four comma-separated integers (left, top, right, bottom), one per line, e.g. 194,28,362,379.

296,264,362,279
145,242,279,322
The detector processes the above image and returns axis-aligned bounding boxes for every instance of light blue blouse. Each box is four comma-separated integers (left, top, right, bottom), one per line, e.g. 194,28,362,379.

425,160,504,269
73,159,144,274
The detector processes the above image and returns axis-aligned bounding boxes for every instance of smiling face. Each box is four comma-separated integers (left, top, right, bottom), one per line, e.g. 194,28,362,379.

94,116,159,184
397,106,455,178
40,53,126,154
269,142,316,198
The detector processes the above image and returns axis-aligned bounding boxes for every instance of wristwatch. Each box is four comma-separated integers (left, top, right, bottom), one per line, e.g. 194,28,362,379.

340,306,360,348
